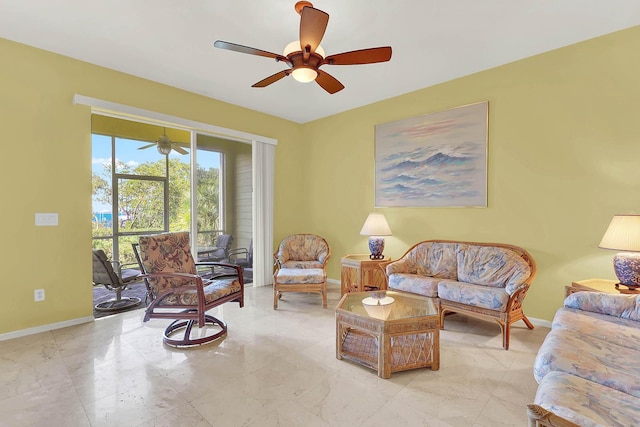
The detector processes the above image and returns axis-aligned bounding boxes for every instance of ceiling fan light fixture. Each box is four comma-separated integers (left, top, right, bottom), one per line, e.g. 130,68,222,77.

291,67,318,83
157,143,172,155
214,2,390,94
283,40,324,57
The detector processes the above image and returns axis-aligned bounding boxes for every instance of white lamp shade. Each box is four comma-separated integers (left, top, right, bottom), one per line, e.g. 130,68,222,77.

291,68,317,83
599,214,640,252
362,296,395,320
360,213,392,236
283,40,325,57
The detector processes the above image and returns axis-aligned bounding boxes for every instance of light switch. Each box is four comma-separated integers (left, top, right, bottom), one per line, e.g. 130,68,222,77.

35,213,59,226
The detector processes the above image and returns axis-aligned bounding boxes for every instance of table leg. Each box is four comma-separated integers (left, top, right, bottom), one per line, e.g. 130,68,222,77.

336,322,343,360
432,329,440,371
378,333,391,378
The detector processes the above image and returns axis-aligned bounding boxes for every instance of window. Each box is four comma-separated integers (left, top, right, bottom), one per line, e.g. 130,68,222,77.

195,147,223,248
91,129,223,265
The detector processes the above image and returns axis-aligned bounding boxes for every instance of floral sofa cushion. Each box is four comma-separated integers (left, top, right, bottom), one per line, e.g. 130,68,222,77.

413,242,460,279
386,258,414,275
456,245,531,293
535,371,640,427
387,274,440,298
534,328,640,398
552,307,640,351
282,260,323,269
438,279,510,310
276,268,325,284
564,291,640,321
386,242,459,278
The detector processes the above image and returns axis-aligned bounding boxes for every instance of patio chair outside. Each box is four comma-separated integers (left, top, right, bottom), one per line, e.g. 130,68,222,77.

92,249,142,312
228,239,253,269
197,233,233,262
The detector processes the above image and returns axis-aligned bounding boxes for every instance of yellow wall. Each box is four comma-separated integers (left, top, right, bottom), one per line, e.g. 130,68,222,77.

0,37,302,335
2,24,639,335
301,25,640,321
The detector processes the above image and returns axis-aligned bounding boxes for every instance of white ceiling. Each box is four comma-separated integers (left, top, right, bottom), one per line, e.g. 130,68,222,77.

1,1,639,123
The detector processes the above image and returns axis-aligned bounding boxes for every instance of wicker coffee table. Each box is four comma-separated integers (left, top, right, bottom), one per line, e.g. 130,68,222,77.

336,290,439,378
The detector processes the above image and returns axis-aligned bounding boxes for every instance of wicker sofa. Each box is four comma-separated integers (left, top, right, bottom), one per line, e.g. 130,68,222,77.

384,240,537,349
529,292,640,426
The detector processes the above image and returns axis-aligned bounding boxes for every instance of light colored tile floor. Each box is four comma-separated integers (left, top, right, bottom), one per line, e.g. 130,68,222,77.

0,285,549,426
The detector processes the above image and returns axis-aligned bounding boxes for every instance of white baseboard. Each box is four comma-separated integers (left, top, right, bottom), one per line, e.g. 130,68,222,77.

0,316,94,342
527,317,552,329
327,278,340,285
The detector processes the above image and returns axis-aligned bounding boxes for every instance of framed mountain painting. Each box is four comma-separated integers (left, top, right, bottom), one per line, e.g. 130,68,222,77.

374,101,488,208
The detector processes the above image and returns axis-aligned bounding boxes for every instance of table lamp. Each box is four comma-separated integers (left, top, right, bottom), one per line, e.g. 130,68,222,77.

598,214,640,290
360,213,392,260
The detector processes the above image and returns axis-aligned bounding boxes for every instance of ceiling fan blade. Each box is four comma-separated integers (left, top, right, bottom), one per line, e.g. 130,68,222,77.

138,143,156,150
214,40,289,63
299,6,329,53
324,47,392,65
315,70,344,94
173,146,188,155
252,70,290,88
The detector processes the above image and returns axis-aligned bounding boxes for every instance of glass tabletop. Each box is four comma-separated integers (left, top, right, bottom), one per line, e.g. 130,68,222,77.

337,290,438,321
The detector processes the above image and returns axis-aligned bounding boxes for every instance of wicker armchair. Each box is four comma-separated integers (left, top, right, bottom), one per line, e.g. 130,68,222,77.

133,231,244,347
273,234,331,309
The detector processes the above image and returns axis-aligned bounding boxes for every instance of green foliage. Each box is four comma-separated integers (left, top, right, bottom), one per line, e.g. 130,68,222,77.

197,166,219,232
92,156,220,264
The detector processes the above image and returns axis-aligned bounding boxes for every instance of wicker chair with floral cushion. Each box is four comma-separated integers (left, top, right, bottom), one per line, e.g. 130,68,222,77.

133,231,244,347
273,234,331,309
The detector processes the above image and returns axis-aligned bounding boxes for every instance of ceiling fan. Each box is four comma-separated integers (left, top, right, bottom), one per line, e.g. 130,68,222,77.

138,128,188,155
214,1,392,94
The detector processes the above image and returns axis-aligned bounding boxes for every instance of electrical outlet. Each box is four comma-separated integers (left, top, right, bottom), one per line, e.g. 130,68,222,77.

34,289,45,302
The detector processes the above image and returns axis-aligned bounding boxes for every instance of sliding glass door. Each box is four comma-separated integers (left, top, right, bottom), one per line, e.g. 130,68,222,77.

89,112,264,286
91,123,229,271
193,137,223,256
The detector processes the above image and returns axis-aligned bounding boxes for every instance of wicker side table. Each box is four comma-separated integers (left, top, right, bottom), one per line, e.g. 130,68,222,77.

565,278,640,298
340,254,390,295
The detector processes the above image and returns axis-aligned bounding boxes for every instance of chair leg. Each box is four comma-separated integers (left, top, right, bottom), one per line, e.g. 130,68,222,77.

273,286,278,310
501,321,510,350
322,286,327,309
522,314,535,330
163,312,227,347
94,285,141,312
439,307,447,330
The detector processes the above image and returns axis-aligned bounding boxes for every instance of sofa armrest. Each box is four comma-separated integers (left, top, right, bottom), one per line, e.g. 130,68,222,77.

527,404,581,427
564,292,640,321
386,258,412,276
